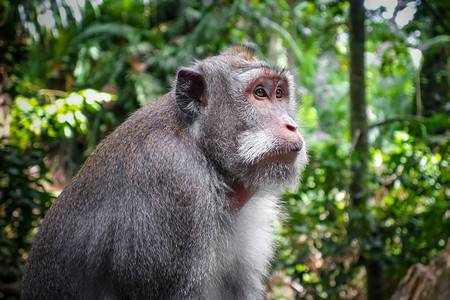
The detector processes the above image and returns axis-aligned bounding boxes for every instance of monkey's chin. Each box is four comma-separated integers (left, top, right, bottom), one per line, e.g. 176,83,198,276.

261,150,299,163
235,157,302,194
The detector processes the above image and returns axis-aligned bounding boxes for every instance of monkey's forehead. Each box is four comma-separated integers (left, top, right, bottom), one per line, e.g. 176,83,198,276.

235,64,292,82
218,46,283,70
194,53,292,84
237,64,287,75
222,52,276,70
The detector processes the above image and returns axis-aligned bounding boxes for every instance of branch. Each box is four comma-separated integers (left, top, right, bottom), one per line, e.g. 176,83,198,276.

389,0,416,24
37,89,69,98
369,115,425,129
324,21,348,31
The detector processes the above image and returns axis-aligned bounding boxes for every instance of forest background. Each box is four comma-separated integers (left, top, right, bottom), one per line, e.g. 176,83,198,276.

0,0,448,299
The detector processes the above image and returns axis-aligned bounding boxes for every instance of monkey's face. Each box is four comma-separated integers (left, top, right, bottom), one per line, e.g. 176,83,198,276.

204,66,306,191
175,48,308,191
231,67,307,190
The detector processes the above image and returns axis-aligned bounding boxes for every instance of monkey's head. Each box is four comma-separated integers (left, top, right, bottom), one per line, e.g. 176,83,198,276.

174,46,308,193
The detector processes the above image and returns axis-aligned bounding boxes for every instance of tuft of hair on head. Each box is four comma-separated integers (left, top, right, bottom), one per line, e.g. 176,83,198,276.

221,45,256,61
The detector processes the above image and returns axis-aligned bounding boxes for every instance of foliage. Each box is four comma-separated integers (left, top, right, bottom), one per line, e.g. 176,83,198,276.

368,125,449,275
0,139,55,283
0,0,449,299
10,85,116,154
272,119,449,299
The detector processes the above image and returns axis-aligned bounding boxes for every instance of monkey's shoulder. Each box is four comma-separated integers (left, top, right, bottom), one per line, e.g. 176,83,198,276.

71,98,211,194
89,95,190,161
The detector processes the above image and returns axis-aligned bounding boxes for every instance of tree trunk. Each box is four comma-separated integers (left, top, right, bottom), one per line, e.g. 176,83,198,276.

349,0,368,205
348,1,386,299
390,239,450,300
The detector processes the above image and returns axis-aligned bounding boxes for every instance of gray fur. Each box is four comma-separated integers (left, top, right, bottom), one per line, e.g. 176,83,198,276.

20,47,307,300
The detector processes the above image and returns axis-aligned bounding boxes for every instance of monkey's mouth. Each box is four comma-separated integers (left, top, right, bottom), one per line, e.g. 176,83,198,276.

262,143,302,162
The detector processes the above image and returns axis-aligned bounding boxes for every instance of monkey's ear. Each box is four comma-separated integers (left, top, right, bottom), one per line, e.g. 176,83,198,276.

175,68,207,117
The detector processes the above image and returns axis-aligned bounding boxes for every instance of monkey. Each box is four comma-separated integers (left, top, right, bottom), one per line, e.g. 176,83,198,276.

20,46,308,300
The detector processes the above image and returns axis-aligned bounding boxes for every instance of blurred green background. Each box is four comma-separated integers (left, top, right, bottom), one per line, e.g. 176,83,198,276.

0,0,448,299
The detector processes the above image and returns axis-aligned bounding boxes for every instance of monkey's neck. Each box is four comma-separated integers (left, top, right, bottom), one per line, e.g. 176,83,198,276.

228,181,254,210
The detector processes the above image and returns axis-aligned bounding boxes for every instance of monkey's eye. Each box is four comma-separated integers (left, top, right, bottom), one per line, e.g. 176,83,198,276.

275,88,283,98
254,87,268,98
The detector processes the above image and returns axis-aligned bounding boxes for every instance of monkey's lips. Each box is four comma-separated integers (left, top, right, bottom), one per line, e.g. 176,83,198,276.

262,144,302,162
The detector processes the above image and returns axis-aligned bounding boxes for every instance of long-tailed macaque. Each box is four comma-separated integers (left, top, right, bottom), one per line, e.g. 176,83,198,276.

21,46,308,299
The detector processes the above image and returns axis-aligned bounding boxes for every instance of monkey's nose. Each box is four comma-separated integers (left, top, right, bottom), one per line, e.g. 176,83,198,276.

283,123,303,149
286,124,297,132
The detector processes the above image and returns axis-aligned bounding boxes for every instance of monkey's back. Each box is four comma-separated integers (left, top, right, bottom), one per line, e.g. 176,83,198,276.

21,46,306,299
21,94,224,299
